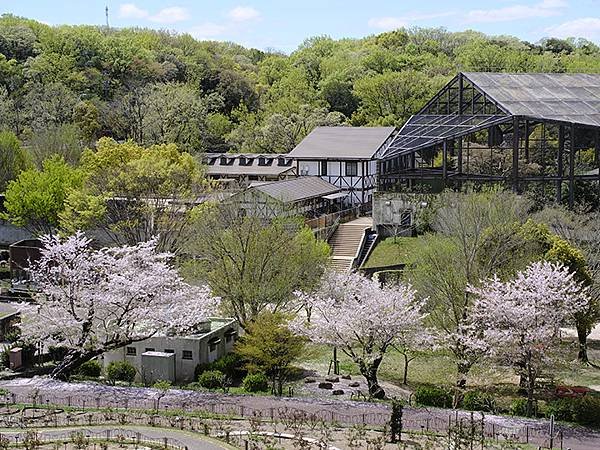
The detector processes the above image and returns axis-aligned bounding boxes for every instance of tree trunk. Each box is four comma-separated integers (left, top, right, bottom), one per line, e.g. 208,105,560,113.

358,358,385,399
402,354,410,385
526,364,536,417
456,361,470,389
576,323,589,363
50,349,102,380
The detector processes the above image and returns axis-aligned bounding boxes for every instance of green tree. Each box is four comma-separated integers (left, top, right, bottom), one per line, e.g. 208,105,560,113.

0,130,28,192
235,312,305,396
1,156,83,235
352,70,434,126
60,137,205,252
185,204,330,329
407,188,533,388
25,123,85,168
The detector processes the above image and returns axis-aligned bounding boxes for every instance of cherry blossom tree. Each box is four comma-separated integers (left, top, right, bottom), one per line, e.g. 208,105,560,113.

20,232,219,379
469,261,589,416
293,271,425,399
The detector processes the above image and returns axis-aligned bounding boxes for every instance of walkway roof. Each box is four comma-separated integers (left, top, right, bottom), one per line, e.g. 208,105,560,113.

252,177,340,203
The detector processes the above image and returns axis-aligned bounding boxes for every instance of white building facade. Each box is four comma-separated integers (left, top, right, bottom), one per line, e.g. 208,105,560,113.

287,127,397,206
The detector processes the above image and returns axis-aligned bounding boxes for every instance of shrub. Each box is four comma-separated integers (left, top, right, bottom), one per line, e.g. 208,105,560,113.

572,396,600,426
243,372,269,393
105,361,136,384
0,348,8,369
462,391,496,413
414,386,452,408
211,353,246,378
198,370,224,390
546,399,575,421
509,398,529,417
78,360,101,378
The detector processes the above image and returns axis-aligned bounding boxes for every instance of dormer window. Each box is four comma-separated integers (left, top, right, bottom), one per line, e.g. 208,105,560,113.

258,157,273,166
239,156,246,165
277,157,287,166
220,157,234,166
239,157,254,166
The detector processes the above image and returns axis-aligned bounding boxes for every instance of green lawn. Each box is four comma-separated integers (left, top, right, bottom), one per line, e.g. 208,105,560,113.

362,236,421,269
296,338,600,398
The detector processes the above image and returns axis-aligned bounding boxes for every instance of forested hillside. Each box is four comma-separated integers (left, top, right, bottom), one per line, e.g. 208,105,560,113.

1,13,600,163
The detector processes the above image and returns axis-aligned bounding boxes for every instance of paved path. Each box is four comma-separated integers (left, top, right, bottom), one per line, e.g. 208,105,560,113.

0,425,229,450
3,378,600,450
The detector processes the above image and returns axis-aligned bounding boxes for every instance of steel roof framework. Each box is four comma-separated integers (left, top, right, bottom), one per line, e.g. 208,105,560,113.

378,73,600,208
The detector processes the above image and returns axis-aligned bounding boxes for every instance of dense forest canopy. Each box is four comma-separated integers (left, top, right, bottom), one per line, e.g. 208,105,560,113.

1,13,600,162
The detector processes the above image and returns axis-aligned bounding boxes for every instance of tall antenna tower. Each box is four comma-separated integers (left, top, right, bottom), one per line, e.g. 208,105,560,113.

105,5,110,29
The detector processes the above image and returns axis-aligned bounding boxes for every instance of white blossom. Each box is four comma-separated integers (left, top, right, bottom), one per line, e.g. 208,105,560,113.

292,270,426,397
20,232,219,360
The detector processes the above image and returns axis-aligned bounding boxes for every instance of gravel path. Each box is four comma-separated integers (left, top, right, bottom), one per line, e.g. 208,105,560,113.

3,377,600,450
0,425,228,450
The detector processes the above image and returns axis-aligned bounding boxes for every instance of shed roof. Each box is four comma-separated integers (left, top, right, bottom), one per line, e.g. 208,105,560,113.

288,126,396,160
252,177,340,203
463,72,600,127
0,303,18,321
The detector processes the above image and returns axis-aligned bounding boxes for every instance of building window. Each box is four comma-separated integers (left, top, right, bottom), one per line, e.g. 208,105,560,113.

224,329,237,344
182,350,193,360
164,349,175,354
208,337,221,353
320,161,328,176
145,347,155,352
126,347,136,356
345,161,358,177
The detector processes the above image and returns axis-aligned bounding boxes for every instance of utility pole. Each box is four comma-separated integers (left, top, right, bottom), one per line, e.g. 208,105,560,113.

105,5,110,29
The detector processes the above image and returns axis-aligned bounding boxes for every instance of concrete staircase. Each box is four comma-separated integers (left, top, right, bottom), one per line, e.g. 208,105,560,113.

328,217,373,272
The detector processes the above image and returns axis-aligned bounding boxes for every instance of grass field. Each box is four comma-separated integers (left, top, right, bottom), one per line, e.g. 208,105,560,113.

295,335,600,405
362,236,420,268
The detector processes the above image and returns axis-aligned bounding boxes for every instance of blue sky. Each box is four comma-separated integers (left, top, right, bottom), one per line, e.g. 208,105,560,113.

3,0,600,52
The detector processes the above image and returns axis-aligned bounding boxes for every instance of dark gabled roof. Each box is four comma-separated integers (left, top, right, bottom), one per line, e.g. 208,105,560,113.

204,153,295,177
463,72,600,127
252,177,340,203
288,126,396,160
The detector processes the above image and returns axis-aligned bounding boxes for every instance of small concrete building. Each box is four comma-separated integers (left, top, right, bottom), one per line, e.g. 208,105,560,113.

102,318,239,384
0,303,19,341
8,239,43,281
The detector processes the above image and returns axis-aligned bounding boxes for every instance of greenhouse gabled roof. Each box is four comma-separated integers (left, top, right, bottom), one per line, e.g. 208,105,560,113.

463,72,600,128
385,114,510,156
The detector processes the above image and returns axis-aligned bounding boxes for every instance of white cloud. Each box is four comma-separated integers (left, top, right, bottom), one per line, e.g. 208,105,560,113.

228,6,261,22
189,22,228,39
368,17,408,30
546,17,600,40
368,12,455,31
118,3,149,19
118,3,189,23
149,6,189,24
466,0,567,23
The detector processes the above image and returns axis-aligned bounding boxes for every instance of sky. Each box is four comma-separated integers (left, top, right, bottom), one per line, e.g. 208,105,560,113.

3,0,600,52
